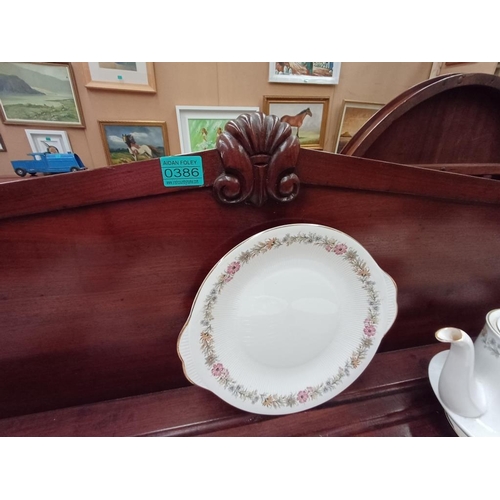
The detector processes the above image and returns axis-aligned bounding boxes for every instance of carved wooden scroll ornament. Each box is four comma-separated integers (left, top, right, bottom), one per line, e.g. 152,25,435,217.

213,112,300,206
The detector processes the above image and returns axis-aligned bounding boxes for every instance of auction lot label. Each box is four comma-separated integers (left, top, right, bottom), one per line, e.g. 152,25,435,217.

160,156,204,187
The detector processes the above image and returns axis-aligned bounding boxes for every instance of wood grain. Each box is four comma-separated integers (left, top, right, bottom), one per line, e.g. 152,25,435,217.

0,107,499,432
0,344,453,437
341,73,500,177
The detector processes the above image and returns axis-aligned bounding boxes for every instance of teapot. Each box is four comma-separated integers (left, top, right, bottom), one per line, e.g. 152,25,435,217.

429,309,500,434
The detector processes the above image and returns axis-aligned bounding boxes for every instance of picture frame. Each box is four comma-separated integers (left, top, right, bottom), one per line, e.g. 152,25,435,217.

176,105,259,154
429,62,474,78
99,120,169,165
25,129,72,154
0,62,85,127
0,134,6,152
334,100,384,153
83,63,156,93
263,96,330,149
269,62,341,85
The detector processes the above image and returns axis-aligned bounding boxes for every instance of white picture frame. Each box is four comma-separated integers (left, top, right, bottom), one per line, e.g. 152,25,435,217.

269,62,341,85
25,129,73,154
176,105,259,154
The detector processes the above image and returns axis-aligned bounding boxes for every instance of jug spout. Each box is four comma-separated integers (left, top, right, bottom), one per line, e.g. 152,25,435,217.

435,327,487,418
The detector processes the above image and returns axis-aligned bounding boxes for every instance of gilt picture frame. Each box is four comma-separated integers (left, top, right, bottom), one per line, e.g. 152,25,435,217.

263,96,329,149
0,62,84,127
83,63,156,93
269,62,341,85
99,120,169,165
176,106,259,154
334,100,384,153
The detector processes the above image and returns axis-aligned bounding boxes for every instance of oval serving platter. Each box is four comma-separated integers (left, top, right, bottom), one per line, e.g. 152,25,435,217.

177,223,398,415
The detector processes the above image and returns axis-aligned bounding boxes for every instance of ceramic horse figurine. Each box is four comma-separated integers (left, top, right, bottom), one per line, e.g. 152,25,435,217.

280,108,312,138
122,134,161,161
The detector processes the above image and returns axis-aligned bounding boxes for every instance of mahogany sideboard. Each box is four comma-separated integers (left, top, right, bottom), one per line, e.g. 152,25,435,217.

1,111,499,437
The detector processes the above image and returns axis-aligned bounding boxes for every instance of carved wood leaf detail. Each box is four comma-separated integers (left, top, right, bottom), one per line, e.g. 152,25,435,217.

213,112,300,206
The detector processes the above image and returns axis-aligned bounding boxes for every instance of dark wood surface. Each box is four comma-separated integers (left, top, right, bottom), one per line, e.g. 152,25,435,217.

341,73,500,177
0,343,455,437
0,110,498,435
0,176,23,184
410,163,500,175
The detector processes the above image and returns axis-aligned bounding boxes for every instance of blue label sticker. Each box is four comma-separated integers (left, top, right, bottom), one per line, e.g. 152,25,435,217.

160,156,204,187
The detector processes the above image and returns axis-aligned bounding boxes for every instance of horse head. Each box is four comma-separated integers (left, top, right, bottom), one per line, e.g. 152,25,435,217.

304,108,312,117
122,134,135,147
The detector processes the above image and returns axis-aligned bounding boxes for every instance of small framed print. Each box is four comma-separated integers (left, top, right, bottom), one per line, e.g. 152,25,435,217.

25,129,72,154
176,106,259,154
263,96,329,149
99,120,169,165
269,62,341,85
83,63,156,93
334,100,384,153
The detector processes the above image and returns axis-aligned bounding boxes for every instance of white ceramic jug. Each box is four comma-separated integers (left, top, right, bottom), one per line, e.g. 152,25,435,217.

433,309,500,418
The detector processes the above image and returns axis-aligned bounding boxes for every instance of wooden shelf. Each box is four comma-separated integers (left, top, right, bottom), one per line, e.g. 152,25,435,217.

0,343,455,437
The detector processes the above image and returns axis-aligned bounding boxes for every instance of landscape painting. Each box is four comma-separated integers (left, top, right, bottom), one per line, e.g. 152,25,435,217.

0,62,84,126
335,101,384,153
99,121,169,165
263,96,329,149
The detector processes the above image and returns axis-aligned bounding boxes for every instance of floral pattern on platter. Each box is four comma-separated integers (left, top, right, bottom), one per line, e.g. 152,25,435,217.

199,231,381,409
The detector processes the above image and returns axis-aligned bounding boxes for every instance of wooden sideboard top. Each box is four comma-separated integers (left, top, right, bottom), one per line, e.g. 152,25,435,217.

0,343,454,437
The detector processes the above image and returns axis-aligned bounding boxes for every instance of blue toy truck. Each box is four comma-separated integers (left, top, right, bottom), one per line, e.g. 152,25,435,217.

11,152,87,177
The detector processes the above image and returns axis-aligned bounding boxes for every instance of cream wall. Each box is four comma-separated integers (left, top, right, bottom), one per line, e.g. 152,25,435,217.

0,62,494,178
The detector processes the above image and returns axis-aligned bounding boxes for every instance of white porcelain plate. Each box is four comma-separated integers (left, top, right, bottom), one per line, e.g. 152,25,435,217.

178,224,398,415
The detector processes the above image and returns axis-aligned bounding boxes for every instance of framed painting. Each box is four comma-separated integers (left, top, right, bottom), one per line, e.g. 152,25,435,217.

0,62,84,127
83,63,156,93
269,62,341,85
0,134,6,152
99,121,169,165
334,101,384,153
25,129,72,154
176,106,259,154
263,96,330,149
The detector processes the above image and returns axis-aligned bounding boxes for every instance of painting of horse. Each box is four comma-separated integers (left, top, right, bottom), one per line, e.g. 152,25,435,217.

122,133,162,161
265,98,329,149
279,108,312,138
99,121,169,165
